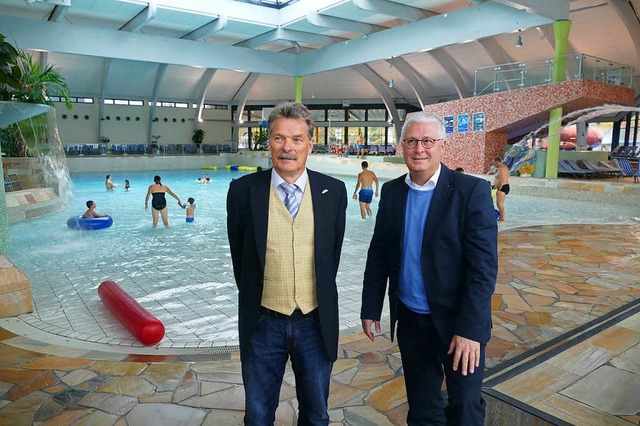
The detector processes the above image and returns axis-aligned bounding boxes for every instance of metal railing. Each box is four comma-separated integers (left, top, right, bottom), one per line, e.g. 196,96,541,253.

474,54,635,97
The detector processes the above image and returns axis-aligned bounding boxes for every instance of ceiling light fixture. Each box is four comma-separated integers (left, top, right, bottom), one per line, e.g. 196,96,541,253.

516,29,523,48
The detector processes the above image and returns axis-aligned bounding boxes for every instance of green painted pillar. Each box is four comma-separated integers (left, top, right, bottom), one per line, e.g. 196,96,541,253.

0,160,9,254
295,76,303,103
545,19,572,179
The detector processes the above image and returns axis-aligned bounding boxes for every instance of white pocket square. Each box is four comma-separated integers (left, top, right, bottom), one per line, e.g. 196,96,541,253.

322,189,329,194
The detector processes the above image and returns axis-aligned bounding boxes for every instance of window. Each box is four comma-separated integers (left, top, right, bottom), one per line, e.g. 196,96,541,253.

368,109,386,121
130,100,143,106
348,109,365,121
328,109,345,121
175,102,189,109
310,110,326,121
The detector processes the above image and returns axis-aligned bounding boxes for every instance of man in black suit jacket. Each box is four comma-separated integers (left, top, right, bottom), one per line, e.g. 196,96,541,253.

227,102,347,425
361,112,498,425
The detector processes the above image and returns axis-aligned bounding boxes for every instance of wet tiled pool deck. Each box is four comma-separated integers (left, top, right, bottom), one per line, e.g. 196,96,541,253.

1,223,639,425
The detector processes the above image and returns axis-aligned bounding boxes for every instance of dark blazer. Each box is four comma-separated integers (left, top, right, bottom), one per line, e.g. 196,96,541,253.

361,164,498,345
227,168,347,361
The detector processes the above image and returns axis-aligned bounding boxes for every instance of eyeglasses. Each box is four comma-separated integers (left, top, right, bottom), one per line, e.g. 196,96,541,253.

401,137,443,149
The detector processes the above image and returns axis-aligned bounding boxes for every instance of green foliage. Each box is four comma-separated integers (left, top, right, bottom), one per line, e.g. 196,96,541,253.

0,33,72,109
253,131,268,150
14,51,72,109
192,128,205,145
0,34,22,101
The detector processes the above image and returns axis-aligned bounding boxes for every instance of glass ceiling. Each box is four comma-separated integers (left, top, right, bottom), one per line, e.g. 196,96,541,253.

232,0,298,9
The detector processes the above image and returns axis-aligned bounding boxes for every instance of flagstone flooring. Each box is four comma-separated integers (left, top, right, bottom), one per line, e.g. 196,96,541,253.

0,223,639,425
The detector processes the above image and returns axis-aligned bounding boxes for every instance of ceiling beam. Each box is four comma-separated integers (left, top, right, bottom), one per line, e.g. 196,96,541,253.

298,1,567,75
148,63,169,145
235,28,344,49
428,49,468,99
48,5,69,22
119,4,157,32
352,0,431,21
181,16,228,41
387,57,430,110
609,0,640,62
490,0,570,21
353,64,402,141
193,69,217,125
306,10,382,35
0,15,297,76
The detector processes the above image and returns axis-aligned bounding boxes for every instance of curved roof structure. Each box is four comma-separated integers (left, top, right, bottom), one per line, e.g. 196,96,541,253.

0,0,638,107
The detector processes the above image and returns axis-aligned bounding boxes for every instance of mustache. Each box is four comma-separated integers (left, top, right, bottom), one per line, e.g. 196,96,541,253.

277,153,297,160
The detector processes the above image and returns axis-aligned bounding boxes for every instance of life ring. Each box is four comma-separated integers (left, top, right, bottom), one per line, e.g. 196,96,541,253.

201,165,218,170
67,216,113,230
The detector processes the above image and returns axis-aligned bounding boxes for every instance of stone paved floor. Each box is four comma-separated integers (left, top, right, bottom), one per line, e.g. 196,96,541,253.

1,223,639,425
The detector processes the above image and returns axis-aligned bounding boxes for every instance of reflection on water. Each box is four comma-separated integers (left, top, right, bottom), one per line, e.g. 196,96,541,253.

7,169,640,346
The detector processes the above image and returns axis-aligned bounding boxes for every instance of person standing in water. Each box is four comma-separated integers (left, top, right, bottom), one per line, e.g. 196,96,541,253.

144,175,182,228
353,161,379,219
493,157,510,222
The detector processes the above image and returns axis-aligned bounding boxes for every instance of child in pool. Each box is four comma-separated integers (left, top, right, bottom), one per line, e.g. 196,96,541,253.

181,197,195,222
124,179,130,191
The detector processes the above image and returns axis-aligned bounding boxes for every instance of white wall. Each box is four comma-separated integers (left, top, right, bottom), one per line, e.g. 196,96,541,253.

54,102,232,147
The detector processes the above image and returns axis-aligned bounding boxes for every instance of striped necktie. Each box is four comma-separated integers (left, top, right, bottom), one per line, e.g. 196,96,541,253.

280,182,300,218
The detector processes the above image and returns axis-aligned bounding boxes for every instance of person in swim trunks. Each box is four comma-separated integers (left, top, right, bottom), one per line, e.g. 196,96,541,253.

353,161,380,219
145,175,182,228
493,157,510,222
181,197,196,222
356,131,365,158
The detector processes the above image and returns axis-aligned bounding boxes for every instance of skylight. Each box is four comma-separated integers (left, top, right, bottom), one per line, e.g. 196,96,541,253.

232,0,298,9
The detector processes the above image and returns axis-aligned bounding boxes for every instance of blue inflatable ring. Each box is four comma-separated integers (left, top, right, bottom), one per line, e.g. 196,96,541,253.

67,216,113,230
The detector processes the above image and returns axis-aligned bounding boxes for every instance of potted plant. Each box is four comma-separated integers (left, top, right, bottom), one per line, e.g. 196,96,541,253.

253,131,268,151
151,135,161,155
192,128,205,153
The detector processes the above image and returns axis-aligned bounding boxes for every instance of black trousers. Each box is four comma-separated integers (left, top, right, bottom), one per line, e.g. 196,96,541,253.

397,302,486,426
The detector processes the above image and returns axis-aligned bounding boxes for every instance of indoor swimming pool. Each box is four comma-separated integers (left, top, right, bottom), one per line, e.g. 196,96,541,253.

7,169,640,350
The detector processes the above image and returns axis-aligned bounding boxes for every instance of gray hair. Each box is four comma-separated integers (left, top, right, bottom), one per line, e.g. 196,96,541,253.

400,112,446,140
267,102,314,140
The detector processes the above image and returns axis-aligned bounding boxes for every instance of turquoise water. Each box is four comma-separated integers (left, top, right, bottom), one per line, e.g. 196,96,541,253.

7,169,640,347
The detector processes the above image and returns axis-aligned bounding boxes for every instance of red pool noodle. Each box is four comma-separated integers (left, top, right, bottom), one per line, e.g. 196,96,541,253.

98,280,165,345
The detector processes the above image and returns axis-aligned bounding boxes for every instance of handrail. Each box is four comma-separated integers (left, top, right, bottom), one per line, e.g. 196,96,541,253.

474,54,634,96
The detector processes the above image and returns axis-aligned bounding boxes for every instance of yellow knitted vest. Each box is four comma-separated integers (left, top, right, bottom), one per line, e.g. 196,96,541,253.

262,183,317,315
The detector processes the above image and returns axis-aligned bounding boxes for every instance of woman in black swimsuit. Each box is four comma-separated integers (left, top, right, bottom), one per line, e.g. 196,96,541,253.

145,175,182,228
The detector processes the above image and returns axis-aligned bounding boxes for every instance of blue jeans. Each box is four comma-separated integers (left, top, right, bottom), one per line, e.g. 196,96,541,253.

242,308,332,426
397,302,486,426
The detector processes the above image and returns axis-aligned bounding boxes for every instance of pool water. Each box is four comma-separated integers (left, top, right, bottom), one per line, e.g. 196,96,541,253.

7,169,640,349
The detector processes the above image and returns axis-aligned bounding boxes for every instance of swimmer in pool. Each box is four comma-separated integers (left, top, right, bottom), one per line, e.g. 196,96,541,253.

145,175,182,228
105,175,119,191
181,197,196,223
82,200,109,218
353,161,379,219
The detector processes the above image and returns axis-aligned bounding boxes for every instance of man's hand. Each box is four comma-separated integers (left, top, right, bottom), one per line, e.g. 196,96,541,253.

447,335,480,376
361,319,380,342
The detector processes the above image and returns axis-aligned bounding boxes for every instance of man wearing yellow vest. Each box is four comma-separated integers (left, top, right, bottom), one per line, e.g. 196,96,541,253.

227,102,347,425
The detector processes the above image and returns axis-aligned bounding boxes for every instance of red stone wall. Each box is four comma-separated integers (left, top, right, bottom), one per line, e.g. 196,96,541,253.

418,80,634,173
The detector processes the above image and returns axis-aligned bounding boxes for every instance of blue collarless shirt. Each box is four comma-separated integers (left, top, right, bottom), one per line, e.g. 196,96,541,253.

398,187,435,314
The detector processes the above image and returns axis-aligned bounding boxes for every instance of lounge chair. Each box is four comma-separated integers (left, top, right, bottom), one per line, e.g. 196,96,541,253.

613,158,640,182
4,174,23,191
368,145,379,155
577,160,617,177
597,161,623,178
558,160,594,179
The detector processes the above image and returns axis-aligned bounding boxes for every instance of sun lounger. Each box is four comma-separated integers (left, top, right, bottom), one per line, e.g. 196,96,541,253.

613,158,639,183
